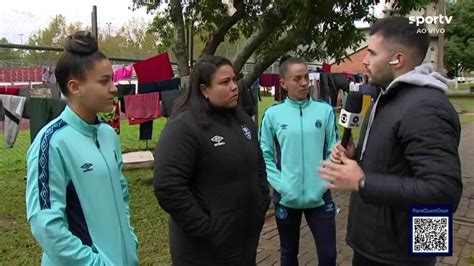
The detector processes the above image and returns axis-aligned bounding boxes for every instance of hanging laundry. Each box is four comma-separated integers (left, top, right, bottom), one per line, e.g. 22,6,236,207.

136,77,180,140
0,95,26,147
160,89,181,118
27,98,67,142
137,78,182,118
259,74,282,101
42,67,56,83
97,97,120,134
116,84,136,113
124,93,161,125
0,87,20,96
32,83,61,99
133,53,174,140
322,62,332,73
259,74,278,87
113,65,134,82
133,53,174,83
138,78,180,94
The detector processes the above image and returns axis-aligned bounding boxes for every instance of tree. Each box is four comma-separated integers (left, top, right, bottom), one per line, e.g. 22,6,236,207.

444,0,474,76
23,15,165,66
25,15,83,66
99,18,166,60
0,38,24,67
133,0,429,87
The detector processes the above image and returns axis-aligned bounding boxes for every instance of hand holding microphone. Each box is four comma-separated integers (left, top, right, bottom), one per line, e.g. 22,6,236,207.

331,92,363,164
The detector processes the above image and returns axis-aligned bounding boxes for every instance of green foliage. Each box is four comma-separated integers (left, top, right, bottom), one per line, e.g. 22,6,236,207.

133,0,430,83
445,0,474,73
3,15,166,66
0,38,24,67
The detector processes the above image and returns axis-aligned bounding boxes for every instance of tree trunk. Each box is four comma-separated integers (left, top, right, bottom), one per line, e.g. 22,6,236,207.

243,31,299,87
201,0,245,56
170,0,190,77
232,15,282,73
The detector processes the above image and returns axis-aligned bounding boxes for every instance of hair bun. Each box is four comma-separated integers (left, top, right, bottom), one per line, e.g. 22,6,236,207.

65,31,98,55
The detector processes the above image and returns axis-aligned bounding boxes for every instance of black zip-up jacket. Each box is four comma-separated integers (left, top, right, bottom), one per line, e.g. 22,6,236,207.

154,107,270,265
347,64,463,265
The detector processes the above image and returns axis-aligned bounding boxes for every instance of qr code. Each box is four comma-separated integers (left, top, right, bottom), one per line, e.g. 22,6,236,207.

412,216,449,253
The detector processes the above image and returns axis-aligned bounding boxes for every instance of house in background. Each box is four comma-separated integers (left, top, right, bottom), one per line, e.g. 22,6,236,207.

330,0,446,75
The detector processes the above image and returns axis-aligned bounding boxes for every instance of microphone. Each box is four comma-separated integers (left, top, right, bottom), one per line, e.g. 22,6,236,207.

339,91,363,148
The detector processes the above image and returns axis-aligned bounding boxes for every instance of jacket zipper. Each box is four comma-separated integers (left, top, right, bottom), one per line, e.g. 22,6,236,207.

93,126,129,263
299,104,305,206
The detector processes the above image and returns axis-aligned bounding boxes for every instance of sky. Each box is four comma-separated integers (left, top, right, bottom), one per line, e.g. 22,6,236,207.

0,0,155,44
0,0,386,45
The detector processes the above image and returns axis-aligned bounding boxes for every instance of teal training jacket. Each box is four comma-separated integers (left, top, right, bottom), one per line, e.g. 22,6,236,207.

259,98,339,209
26,106,138,265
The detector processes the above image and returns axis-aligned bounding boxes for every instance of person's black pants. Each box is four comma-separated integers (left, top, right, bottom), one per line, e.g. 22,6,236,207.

275,191,337,266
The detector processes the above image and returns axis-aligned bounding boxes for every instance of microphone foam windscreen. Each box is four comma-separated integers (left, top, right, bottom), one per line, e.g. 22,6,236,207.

344,92,363,113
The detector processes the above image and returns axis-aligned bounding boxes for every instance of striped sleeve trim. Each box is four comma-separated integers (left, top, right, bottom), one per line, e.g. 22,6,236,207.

38,119,67,210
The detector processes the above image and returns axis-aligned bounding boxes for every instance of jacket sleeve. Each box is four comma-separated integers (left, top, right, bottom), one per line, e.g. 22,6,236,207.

153,118,212,238
259,110,282,192
361,101,463,210
116,140,139,251
25,141,105,265
325,107,339,159
258,146,271,205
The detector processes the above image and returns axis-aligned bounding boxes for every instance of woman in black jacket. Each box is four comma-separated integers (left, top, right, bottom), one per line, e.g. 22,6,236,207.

153,55,270,265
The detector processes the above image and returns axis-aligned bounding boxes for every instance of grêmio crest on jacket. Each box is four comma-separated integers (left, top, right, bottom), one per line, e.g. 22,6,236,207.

241,125,252,140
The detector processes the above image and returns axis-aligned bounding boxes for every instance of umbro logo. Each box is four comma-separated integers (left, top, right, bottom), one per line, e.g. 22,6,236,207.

211,135,225,147
281,124,288,130
81,163,93,173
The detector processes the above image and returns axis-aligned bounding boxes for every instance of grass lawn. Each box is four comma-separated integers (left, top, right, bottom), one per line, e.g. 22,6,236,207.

449,97,474,113
448,82,473,90
0,96,472,264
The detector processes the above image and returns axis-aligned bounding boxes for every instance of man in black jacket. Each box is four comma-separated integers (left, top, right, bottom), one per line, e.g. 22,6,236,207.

319,17,462,265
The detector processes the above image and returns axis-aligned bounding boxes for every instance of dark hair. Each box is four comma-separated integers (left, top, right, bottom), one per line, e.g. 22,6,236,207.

55,31,107,96
279,55,305,78
171,55,246,128
369,16,429,65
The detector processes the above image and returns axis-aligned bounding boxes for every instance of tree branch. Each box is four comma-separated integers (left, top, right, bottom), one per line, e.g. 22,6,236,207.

201,0,245,56
242,31,301,87
232,6,284,73
170,0,190,76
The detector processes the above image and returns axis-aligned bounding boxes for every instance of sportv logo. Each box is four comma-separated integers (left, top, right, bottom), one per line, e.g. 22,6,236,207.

409,15,453,34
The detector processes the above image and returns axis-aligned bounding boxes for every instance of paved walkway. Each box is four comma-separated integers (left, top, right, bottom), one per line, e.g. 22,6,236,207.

257,122,474,266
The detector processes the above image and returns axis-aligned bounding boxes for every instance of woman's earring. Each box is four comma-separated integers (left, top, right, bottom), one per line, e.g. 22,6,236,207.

205,95,208,100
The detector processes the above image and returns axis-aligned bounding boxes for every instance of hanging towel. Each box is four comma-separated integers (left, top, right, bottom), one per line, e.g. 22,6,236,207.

133,53,174,83
0,95,26,147
116,84,136,113
124,93,161,125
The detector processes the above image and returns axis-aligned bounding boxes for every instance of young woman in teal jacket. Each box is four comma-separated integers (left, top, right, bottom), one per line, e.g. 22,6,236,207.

259,56,339,266
25,32,138,265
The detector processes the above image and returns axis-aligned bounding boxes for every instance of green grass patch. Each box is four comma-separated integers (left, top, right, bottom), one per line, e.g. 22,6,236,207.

460,114,474,125
449,97,474,113
448,82,473,90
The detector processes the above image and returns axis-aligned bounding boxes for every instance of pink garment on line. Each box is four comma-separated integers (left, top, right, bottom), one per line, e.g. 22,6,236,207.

124,93,161,125
113,65,134,82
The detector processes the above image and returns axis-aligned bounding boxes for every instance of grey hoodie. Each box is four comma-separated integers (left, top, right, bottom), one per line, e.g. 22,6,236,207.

360,63,450,160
